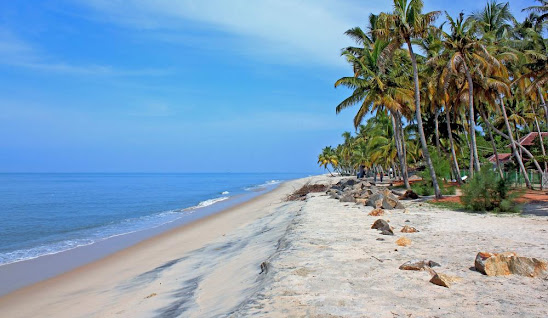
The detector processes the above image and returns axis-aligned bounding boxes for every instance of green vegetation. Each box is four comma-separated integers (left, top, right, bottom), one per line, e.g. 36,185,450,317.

461,166,522,212
318,0,548,198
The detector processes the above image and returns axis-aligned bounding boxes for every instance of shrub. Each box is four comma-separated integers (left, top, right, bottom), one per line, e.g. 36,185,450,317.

461,166,520,213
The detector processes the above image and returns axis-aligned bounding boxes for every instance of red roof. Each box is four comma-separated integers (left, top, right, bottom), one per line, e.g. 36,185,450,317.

517,132,548,146
488,153,512,163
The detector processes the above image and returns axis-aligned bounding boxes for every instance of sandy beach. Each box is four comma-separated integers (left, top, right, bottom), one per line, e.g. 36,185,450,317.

0,175,547,317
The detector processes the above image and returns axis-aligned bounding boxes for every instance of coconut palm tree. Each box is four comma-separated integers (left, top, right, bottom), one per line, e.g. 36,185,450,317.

375,0,442,198
437,12,503,174
335,30,414,189
471,1,516,38
318,147,338,176
522,0,548,25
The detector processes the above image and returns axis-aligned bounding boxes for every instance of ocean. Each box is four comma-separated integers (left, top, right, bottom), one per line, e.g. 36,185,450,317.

0,173,307,266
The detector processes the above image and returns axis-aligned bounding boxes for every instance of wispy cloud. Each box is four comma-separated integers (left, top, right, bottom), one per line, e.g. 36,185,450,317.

0,28,169,76
74,0,391,68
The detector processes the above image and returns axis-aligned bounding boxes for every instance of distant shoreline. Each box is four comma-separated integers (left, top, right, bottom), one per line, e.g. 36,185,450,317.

0,181,281,296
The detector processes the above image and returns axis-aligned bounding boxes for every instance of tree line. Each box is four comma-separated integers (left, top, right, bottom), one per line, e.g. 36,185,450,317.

318,0,547,198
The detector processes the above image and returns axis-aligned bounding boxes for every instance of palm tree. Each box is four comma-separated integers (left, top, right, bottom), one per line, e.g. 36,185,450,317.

375,0,442,198
471,0,515,38
335,31,414,189
318,147,338,176
522,0,548,25
438,12,502,174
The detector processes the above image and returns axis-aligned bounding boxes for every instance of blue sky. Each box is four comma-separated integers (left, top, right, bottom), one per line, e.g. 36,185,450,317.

0,0,538,173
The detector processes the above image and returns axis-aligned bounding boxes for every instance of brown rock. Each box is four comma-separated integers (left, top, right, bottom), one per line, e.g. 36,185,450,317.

401,225,419,233
507,256,547,277
475,252,515,276
475,252,547,277
355,198,367,205
396,237,411,246
368,208,385,216
400,260,441,271
430,273,461,288
399,190,419,200
371,219,390,230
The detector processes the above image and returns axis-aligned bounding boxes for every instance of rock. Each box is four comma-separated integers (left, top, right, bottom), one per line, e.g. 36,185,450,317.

405,219,410,223
401,225,419,233
429,261,441,268
475,252,547,277
381,197,396,209
430,273,461,288
507,256,547,277
399,190,419,200
355,198,368,205
368,208,385,216
366,193,384,208
376,238,385,241
340,194,355,203
371,219,390,230
396,237,411,246
381,229,394,235
399,260,440,271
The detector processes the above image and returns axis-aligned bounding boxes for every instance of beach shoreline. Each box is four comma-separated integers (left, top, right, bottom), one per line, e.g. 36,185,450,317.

0,182,279,296
1,174,547,317
0,175,314,317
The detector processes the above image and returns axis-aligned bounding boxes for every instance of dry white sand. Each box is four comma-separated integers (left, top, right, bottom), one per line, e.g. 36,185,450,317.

0,175,546,318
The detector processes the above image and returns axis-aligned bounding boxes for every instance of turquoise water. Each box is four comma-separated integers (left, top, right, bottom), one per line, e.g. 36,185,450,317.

0,173,307,266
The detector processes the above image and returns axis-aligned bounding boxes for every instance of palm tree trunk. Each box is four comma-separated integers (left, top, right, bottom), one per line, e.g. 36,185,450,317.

463,62,481,172
480,109,504,179
532,106,547,172
446,109,463,184
434,109,441,153
539,87,548,128
399,113,409,175
499,97,532,189
407,40,441,198
461,113,473,177
392,112,411,189
483,117,544,189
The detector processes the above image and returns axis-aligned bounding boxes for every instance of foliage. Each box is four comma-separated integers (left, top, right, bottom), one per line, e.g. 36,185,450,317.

461,166,521,212
320,0,548,193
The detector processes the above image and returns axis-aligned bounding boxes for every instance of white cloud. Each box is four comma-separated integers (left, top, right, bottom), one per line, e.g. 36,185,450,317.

0,28,169,76
75,0,391,67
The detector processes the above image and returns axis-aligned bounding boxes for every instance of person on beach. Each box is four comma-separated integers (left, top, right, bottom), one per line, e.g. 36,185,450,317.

357,165,365,179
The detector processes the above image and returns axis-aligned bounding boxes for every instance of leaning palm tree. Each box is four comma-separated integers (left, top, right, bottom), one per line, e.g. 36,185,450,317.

375,0,442,198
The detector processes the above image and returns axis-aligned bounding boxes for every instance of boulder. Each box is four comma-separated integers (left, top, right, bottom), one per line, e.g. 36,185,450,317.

475,252,547,277
399,260,440,271
368,208,385,216
355,198,368,205
371,219,394,235
396,237,411,246
366,193,384,208
430,273,461,288
371,219,390,230
340,193,355,203
382,196,404,209
399,190,419,200
401,225,419,233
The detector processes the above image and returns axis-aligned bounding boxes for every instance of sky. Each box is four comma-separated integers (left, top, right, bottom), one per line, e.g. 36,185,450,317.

0,0,538,173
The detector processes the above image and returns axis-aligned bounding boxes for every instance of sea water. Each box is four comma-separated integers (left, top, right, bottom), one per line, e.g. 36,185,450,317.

0,173,306,266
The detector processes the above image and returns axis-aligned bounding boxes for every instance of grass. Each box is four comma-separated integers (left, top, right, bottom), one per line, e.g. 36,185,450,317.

427,200,466,211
